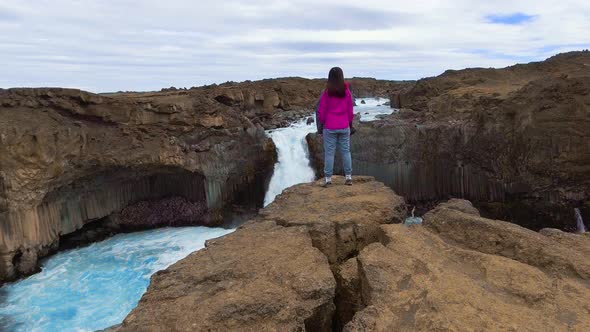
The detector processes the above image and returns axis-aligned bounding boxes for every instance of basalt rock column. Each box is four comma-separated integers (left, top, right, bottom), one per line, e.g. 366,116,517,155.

0,87,276,283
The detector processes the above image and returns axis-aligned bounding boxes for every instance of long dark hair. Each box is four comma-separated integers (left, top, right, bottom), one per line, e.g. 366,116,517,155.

327,67,346,98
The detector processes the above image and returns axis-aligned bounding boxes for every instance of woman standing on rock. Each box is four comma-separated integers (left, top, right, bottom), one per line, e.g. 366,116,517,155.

318,67,354,186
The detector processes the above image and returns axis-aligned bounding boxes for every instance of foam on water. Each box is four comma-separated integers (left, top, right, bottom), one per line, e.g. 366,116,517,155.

0,227,233,332
263,118,316,206
355,97,398,122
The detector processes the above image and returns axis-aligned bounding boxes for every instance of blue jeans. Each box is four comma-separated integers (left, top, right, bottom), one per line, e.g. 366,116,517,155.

323,128,352,177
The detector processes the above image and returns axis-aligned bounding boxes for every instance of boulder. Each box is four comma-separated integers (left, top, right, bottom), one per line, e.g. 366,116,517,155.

422,201,590,278
345,200,590,331
214,89,244,106
539,228,590,256
119,221,336,331
427,198,480,216
262,90,280,111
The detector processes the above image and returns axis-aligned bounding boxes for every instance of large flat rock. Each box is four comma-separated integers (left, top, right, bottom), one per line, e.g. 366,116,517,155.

118,221,335,331
260,176,406,264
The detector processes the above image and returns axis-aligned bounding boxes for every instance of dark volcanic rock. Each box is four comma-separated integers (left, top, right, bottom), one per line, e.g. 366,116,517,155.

119,196,209,228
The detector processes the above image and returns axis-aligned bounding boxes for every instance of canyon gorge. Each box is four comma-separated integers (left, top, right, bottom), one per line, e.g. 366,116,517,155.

0,77,409,283
0,52,589,331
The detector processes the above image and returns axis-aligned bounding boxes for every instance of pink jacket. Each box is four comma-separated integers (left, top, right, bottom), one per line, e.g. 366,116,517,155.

318,83,354,130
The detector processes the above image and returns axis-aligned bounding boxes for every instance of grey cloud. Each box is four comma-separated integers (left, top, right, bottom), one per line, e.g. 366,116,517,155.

1,1,589,92
243,6,411,31
253,41,404,53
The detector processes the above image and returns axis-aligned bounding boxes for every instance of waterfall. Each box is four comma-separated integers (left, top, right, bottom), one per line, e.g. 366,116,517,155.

263,118,316,206
575,208,587,233
262,96,393,207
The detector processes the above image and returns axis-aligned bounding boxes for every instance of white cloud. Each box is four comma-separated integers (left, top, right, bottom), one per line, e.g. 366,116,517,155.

0,0,589,92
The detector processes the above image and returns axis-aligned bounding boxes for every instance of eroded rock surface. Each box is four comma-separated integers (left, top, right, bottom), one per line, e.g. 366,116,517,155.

118,177,403,331
118,185,590,331
346,199,590,331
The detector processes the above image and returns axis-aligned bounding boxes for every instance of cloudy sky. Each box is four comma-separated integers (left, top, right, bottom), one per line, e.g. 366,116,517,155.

1,0,589,92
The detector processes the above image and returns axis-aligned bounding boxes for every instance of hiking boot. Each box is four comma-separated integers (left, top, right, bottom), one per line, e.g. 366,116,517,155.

345,178,352,186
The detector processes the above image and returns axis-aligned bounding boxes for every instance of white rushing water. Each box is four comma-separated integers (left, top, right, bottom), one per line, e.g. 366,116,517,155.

0,227,233,332
575,208,587,233
355,97,398,122
263,118,317,206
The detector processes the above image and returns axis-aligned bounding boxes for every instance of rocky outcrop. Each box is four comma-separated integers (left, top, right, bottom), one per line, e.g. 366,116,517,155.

345,199,590,331
307,51,590,230
118,183,590,331
259,176,406,265
117,176,404,331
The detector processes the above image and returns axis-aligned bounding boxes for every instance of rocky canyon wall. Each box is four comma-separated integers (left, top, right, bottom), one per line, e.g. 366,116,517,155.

0,87,276,283
308,51,590,230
